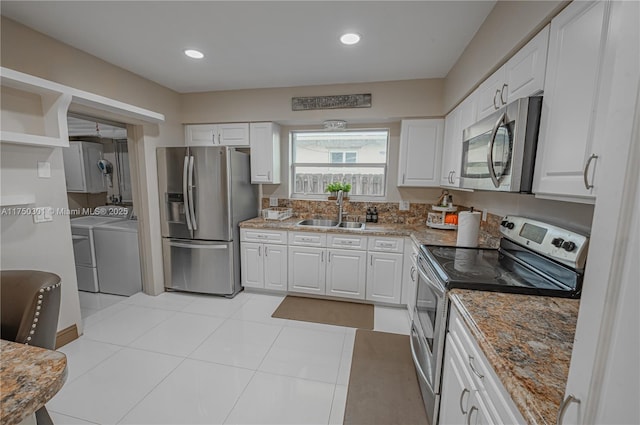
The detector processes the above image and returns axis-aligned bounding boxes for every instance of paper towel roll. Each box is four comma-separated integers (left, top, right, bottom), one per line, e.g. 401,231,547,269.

456,211,481,247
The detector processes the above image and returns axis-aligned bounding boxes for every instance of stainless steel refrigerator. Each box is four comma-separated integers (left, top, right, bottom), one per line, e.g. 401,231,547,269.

157,146,258,296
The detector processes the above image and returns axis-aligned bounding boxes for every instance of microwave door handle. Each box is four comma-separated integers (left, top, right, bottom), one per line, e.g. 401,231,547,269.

183,155,193,230
487,112,507,188
188,155,197,230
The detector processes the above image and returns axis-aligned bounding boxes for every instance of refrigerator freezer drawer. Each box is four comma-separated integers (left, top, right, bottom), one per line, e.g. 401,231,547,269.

163,238,234,295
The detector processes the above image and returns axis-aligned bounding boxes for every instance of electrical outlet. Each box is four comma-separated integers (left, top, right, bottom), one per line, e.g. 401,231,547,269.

399,201,410,211
269,197,279,207
33,207,54,224
482,209,488,221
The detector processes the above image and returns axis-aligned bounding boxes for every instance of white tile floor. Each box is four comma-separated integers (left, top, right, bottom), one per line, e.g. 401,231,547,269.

54,291,410,425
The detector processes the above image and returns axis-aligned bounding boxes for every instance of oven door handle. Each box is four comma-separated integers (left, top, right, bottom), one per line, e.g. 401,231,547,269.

409,325,431,386
418,256,446,295
487,111,507,188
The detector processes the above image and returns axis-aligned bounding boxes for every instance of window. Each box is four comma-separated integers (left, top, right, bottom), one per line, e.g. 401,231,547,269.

291,130,388,197
330,151,357,164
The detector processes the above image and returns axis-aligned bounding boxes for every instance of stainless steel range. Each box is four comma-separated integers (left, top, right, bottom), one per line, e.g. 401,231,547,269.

410,216,589,425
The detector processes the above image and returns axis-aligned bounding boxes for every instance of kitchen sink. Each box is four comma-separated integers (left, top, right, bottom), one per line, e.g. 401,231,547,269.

338,221,365,229
296,219,365,230
297,219,340,227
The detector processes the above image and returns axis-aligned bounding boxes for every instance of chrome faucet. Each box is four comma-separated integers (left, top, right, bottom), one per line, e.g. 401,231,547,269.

336,190,345,224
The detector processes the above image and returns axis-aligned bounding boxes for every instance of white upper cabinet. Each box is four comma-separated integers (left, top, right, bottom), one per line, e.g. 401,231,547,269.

397,119,444,187
63,141,107,193
440,93,477,188
476,25,550,121
185,123,249,146
533,1,609,202
249,122,281,184
504,25,550,103
476,66,508,121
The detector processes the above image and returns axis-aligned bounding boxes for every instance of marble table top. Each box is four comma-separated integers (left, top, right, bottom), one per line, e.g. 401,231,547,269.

449,289,580,425
1,340,67,425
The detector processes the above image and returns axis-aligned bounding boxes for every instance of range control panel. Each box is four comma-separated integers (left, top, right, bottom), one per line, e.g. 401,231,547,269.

500,216,589,270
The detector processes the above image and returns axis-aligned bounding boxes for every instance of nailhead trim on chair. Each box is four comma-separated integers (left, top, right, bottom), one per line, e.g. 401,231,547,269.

25,282,62,345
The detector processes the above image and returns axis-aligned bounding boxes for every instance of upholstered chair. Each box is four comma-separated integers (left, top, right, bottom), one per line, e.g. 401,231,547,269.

1,270,62,425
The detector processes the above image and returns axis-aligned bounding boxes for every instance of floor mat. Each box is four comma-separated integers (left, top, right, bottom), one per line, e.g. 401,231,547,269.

271,296,374,329
344,329,429,425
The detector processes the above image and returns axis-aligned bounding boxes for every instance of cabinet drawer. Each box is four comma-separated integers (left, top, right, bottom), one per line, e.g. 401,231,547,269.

240,229,287,244
368,236,404,253
327,233,367,250
288,231,327,247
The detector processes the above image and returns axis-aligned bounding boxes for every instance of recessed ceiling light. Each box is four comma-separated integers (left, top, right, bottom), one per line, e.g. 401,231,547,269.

184,49,204,59
340,33,361,46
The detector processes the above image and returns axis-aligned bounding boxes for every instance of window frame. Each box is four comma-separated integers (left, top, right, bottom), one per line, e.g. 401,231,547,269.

290,128,390,200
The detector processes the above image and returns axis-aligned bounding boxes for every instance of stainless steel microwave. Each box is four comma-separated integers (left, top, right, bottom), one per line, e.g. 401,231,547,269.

460,96,542,192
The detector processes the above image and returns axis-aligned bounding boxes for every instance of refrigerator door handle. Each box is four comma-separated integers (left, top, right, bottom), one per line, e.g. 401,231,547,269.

188,155,198,230
168,241,228,250
183,155,193,230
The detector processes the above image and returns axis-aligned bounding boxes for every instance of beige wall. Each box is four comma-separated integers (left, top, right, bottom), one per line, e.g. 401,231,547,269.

1,17,183,334
265,122,444,204
181,79,445,124
1,144,83,333
443,0,569,112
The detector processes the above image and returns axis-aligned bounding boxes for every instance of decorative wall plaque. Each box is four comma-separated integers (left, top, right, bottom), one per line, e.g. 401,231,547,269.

292,94,372,111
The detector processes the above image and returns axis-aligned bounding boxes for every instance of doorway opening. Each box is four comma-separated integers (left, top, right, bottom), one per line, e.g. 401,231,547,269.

63,113,142,319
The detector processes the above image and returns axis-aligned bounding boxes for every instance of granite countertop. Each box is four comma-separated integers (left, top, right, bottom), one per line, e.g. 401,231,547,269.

0,340,68,425
240,217,500,248
449,289,580,425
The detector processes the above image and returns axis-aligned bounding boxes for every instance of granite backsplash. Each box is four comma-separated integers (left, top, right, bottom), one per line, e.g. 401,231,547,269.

261,198,503,238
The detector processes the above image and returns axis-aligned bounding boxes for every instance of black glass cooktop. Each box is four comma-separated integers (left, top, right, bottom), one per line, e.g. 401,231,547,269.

421,241,582,298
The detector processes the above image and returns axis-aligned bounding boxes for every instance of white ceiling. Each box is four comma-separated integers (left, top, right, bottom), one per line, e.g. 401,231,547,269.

2,1,496,94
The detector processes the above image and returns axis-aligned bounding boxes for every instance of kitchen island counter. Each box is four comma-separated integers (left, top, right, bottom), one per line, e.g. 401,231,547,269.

0,340,68,425
449,289,580,425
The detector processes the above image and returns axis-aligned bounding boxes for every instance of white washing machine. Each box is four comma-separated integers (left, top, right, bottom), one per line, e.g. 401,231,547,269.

93,220,142,296
71,215,128,292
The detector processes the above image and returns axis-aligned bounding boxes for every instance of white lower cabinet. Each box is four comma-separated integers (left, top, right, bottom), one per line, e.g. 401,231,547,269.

401,238,419,319
440,304,525,425
241,242,287,292
288,246,326,295
241,229,406,305
240,229,287,291
366,251,403,304
326,248,367,300
288,232,368,300
439,334,476,425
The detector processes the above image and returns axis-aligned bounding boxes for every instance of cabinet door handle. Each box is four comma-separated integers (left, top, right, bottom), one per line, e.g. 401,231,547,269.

468,355,484,379
258,246,261,257
501,83,508,105
459,388,469,415
321,251,324,262
450,170,456,184
556,394,580,425
264,246,268,257
370,255,373,266
267,171,271,181
328,252,331,263
466,406,478,425
583,154,598,190
493,89,501,109
410,266,416,282
218,133,222,144
402,173,406,184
